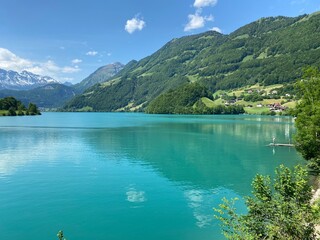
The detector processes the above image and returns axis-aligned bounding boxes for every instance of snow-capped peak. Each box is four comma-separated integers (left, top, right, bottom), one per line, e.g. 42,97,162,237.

0,69,60,90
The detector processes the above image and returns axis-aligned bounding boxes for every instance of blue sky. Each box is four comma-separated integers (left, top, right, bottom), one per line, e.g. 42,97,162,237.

0,0,319,83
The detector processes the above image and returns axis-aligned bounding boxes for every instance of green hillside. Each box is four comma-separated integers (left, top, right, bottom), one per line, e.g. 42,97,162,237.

0,83,76,109
73,62,124,93
64,12,320,112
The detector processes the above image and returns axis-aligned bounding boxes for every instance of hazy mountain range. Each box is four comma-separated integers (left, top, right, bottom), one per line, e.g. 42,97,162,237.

0,69,59,90
0,63,124,108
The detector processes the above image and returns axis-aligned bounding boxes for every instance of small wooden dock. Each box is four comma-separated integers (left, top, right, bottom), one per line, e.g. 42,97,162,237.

267,143,295,147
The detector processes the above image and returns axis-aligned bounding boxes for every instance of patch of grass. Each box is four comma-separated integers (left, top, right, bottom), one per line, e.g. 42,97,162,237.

140,72,154,77
242,55,253,62
262,84,283,93
261,99,282,105
0,110,8,116
101,78,121,87
233,34,249,40
186,75,198,82
283,101,296,108
201,97,215,107
213,98,225,105
244,107,270,115
230,89,244,97
131,66,143,73
213,90,225,97
77,106,93,112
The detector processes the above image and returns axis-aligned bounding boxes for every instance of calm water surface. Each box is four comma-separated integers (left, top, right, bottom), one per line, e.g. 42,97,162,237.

0,113,304,240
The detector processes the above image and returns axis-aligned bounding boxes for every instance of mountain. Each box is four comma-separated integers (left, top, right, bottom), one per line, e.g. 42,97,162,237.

63,81,73,87
64,12,320,112
0,69,60,90
74,62,124,93
0,83,76,108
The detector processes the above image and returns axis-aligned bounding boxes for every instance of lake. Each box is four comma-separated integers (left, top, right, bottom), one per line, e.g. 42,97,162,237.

0,113,304,240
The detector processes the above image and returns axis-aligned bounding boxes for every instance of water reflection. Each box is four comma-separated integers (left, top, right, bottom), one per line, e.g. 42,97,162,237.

126,186,147,203
79,119,302,196
0,114,304,239
0,115,302,193
0,128,86,176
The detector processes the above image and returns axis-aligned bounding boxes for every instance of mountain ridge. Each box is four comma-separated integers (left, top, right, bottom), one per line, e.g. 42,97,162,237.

74,62,124,93
0,69,60,90
61,12,320,111
0,83,76,108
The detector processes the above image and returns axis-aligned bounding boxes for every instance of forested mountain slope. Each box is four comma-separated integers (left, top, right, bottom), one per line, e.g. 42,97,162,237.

64,12,320,112
73,62,124,93
0,83,76,108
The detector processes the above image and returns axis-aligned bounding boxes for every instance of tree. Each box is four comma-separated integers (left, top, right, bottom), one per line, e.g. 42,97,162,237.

28,103,40,115
17,104,25,116
215,165,318,239
0,96,19,110
294,67,320,173
7,107,16,116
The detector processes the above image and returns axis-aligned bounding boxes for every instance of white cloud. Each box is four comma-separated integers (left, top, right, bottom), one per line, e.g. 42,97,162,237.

125,16,146,34
0,48,80,81
184,13,213,31
62,77,74,82
0,48,33,71
194,0,218,8
62,65,80,73
184,189,213,228
71,58,82,64
86,51,98,56
210,26,222,33
185,0,217,32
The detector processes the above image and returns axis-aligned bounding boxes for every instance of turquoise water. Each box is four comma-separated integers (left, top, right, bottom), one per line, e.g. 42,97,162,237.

0,113,303,240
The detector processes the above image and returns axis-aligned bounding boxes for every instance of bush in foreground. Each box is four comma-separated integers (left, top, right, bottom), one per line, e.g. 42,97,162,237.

215,165,318,239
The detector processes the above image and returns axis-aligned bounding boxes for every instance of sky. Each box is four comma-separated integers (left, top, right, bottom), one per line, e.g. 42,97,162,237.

0,0,319,84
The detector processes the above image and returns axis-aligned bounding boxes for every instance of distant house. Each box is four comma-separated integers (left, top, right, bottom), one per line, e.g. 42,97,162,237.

268,103,287,112
256,104,263,108
225,99,236,105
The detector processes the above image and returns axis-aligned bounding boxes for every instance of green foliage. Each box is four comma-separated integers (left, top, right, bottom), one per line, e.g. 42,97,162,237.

215,165,317,239
146,82,246,114
294,67,320,173
243,93,264,102
7,106,16,116
65,74,189,112
0,83,76,109
0,96,40,116
65,12,320,112
73,62,124,93
146,83,212,114
28,102,40,115
204,104,243,114
0,96,21,110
